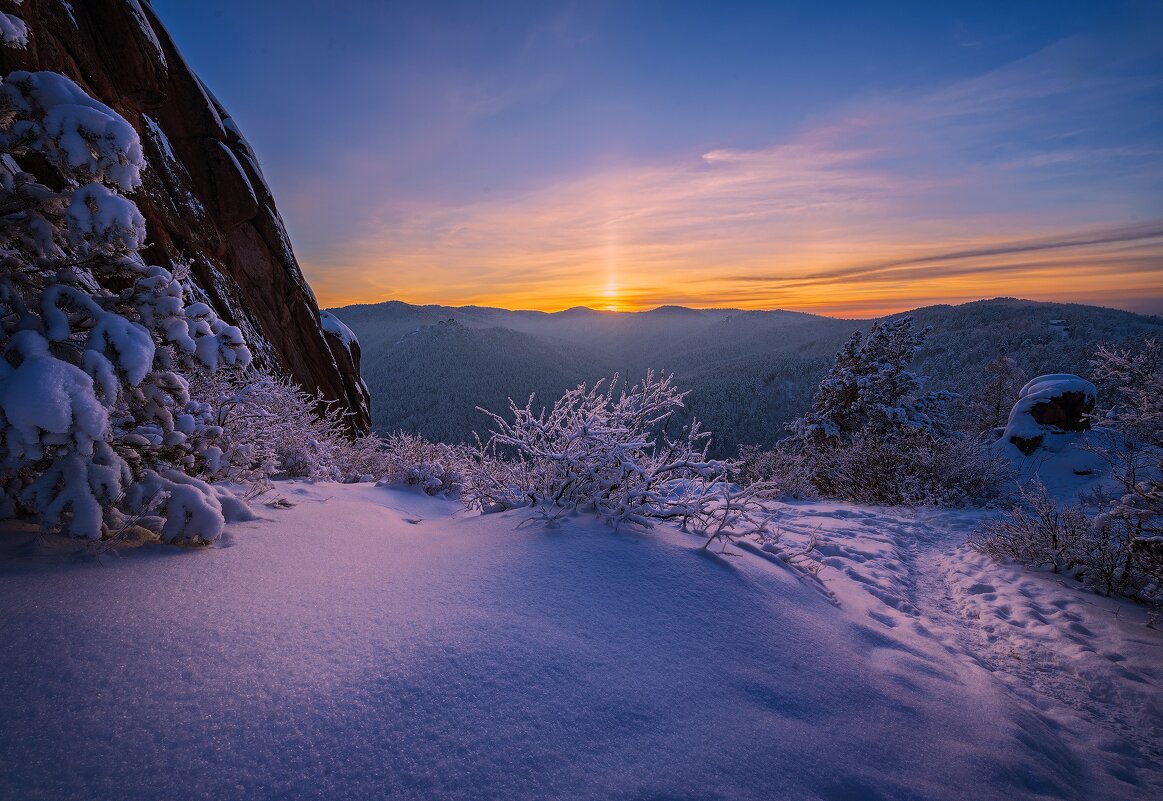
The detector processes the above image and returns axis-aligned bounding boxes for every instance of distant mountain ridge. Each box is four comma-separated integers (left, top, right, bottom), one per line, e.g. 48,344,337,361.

331,298,1163,456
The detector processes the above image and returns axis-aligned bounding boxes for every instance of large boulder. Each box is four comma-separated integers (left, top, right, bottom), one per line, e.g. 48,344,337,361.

0,0,371,432
1002,374,1096,455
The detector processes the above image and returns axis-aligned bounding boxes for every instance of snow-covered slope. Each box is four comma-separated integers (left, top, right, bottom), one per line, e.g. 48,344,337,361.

1,484,1159,800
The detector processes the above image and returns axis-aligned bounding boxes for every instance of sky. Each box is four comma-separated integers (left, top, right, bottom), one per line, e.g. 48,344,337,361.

154,0,1163,317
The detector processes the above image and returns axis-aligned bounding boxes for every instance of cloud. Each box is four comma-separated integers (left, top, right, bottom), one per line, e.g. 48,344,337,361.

304,26,1163,316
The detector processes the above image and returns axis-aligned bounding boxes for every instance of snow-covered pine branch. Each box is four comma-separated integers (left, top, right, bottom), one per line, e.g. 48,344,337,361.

0,67,249,542
777,316,1009,506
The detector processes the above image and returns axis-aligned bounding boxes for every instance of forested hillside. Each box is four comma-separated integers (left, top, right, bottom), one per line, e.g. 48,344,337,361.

333,298,1163,454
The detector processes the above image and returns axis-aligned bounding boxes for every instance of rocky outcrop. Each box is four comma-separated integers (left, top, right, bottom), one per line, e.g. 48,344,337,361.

1002,374,1096,455
0,0,370,431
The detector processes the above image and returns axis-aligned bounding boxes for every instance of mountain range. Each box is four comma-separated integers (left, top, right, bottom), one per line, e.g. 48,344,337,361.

329,298,1163,456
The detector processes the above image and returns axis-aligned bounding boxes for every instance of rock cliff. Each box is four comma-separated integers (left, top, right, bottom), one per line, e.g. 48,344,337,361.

0,0,371,431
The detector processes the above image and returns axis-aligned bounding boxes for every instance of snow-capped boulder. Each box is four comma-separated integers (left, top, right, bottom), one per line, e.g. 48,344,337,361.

1002,374,1097,455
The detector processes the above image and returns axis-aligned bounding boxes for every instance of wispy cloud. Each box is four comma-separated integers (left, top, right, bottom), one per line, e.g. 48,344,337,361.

305,27,1163,316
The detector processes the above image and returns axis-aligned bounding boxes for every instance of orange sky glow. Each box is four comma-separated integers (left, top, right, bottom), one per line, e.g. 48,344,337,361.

291,28,1163,319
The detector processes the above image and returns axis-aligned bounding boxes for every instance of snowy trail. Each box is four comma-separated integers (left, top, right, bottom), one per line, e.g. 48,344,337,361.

769,501,1163,797
1,483,1161,801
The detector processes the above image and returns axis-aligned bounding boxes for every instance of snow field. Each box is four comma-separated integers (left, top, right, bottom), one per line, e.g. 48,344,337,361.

1,483,1160,800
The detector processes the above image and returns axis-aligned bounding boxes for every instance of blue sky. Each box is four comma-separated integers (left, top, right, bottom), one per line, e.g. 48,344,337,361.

154,0,1163,315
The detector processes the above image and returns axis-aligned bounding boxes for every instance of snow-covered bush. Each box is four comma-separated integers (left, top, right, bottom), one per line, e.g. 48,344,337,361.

736,443,816,499
0,13,29,50
784,317,1007,506
375,431,467,495
819,430,1013,507
188,367,386,485
0,69,249,543
971,482,1162,606
464,372,774,536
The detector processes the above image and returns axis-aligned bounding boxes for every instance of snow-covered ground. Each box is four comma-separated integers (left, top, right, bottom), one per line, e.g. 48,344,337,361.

1,483,1160,801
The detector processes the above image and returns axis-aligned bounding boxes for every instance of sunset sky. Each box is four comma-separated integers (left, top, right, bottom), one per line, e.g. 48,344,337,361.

157,0,1163,317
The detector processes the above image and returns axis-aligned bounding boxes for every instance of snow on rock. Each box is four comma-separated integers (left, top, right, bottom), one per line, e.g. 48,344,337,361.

124,0,166,70
58,2,77,28
320,309,357,351
1003,373,1097,456
0,12,29,48
141,113,176,164
0,483,1159,800
214,141,258,212
0,70,144,191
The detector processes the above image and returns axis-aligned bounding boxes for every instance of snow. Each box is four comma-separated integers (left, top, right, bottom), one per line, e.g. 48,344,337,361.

1018,375,1097,404
66,182,147,251
1002,374,1097,451
1,482,1159,800
0,71,144,190
141,114,177,164
320,309,357,350
125,0,166,70
0,12,28,48
0,330,108,460
216,141,258,209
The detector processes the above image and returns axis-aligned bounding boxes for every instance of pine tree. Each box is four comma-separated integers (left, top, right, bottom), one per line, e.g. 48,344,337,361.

0,69,249,541
789,317,954,443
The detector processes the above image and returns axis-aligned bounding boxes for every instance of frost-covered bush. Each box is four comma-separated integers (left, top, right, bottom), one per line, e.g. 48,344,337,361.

376,431,467,495
1085,340,1163,493
819,430,1013,507
0,69,249,543
970,483,1092,575
188,367,386,485
464,372,771,535
784,317,1006,506
1080,340,1163,601
736,443,816,499
1090,339,1163,449
971,482,1162,606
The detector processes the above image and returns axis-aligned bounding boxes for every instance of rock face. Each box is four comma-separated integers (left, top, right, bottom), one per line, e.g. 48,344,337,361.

0,0,371,431
1002,374,1096,455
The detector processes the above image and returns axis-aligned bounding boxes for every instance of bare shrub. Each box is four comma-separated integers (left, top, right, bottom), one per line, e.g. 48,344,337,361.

736,444,816,499
970,483,1091,574
819,431,1012,507
971,482,1163,606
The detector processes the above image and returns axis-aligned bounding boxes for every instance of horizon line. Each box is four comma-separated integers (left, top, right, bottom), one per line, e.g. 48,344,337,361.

324,294,1163,321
